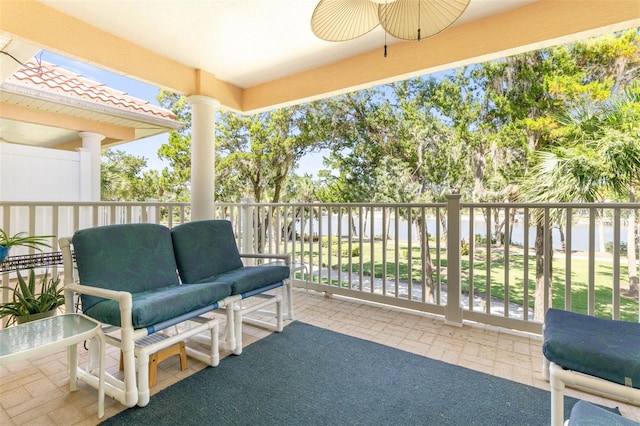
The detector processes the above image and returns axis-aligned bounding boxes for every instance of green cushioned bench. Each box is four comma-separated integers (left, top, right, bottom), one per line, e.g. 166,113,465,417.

542,308,640,426
61,220,291,408
61,223,230,408
171,220,293,355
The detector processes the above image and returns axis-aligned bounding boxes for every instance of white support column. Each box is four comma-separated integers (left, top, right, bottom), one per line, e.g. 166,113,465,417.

77,148,92,202
187,95,220,221
78,132,105,202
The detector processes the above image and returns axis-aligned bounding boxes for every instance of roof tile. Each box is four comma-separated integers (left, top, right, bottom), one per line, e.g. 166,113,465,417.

7,60,177,120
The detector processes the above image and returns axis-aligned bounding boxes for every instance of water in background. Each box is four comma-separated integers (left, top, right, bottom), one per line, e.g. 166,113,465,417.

302,212,634,252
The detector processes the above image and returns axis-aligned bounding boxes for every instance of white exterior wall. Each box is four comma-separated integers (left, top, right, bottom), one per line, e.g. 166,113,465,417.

0,142,93,246
0,142,89,202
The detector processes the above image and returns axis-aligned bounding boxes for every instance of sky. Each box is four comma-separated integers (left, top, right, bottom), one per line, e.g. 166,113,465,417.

38,50,325,176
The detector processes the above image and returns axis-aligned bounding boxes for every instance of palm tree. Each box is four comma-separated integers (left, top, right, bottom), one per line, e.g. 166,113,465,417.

523,86,640,319
602,83,640,296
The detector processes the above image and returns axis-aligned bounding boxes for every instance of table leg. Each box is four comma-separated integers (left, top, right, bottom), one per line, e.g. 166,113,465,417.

68,343,77,392
97,332,105,419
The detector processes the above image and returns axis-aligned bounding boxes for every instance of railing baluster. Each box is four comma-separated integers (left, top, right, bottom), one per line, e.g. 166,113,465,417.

394,206,399,298
347,207,353,290
523,207,529,321
543,208,551,314
358,205,364,292
407,207,412,301
382,207,387,296
319,204,323,279
468,207,475,312
337,207,343,289
612,207,621,320
327,207,333,287
370,205,375,295
485,207,491,314
421,207,427,303
564,208,572,311
504,206,510,318
307,205,312,280
588,207,596,315
435,206,441,305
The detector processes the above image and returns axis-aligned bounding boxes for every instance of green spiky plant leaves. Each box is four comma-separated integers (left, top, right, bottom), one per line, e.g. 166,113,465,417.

0,270,64,325
0,229,53,251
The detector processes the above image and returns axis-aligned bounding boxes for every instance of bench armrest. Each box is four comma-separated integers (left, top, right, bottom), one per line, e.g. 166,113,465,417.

239,253,291,268
65,283,133,307
65,283,134,326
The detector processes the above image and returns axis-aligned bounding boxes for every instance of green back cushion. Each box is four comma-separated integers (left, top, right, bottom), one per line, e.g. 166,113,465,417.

73,223,180,311
171,220,243,283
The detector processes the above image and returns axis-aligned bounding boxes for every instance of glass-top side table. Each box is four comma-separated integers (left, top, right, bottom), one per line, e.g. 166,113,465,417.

0,313,105,418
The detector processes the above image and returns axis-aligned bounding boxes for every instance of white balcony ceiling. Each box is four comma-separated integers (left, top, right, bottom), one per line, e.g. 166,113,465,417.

39,0,536,89
2,1,638,113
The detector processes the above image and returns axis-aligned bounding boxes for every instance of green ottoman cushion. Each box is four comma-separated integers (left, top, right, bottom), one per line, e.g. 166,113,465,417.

543,308,640,390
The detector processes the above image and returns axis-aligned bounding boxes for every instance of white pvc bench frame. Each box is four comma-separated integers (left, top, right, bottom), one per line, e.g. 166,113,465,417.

60,237,234,407
543,353,640,425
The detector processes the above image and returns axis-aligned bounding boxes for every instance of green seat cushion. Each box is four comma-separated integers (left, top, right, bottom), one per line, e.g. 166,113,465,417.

171,220,244,283
543,308,640,389
84,281,231,329
73,223,181,312
196,265,290,295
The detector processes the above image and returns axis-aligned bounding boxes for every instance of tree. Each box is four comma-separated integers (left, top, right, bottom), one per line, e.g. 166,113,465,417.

317,89,395,203
101,150,162,201
215,102,336,249
541,82,640,297
519,32,640,318
156,91,193,202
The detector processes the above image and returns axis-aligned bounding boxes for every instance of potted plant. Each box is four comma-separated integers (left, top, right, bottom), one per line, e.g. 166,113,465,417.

0,269,65,324
0,229,53,261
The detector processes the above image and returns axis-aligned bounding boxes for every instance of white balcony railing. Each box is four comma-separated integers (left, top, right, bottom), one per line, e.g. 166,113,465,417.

1,199,638,333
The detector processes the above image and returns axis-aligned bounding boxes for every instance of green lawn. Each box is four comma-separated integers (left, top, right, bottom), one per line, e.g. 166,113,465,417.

290,239,639,322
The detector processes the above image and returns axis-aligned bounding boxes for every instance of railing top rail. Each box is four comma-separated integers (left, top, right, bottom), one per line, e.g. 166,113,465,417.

462,202,640,209
2,201,637,209
223,202,448,208
0,201,191,207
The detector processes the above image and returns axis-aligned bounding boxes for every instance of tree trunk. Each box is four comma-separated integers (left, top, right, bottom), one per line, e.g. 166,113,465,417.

558,225,566,252
363,209,369,238
439,211,448,245
493,208,502,246
533,214,552,321
416,216,436,303
386,208,392,241
472,149,486,202
508,208,516,247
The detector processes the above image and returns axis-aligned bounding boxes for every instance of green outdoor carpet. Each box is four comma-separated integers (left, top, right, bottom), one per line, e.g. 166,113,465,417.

100,321,617,426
